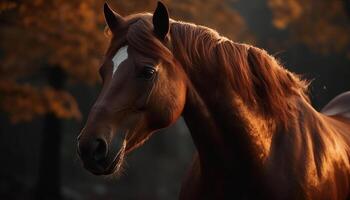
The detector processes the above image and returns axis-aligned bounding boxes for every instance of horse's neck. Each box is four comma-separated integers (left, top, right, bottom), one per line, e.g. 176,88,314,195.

173,24,293,195
170,29,272,169
181,71,274,197
182,72,272,169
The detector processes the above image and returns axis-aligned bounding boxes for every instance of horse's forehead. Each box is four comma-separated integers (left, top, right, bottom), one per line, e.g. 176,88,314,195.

112,45,129,77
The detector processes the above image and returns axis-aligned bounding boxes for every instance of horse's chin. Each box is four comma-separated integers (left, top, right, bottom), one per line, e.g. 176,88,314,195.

101,130,151,176
102,138,127,177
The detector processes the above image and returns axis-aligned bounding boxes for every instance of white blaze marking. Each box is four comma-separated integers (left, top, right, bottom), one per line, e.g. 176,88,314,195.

112,45,128,77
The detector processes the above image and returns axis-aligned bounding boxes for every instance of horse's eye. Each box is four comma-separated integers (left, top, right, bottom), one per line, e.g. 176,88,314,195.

139,66,156,80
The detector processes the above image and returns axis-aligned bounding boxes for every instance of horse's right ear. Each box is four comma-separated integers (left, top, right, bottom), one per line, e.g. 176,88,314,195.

104,2,124,31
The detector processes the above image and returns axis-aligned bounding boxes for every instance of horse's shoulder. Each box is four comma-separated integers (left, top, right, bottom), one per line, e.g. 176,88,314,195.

321,91,350,120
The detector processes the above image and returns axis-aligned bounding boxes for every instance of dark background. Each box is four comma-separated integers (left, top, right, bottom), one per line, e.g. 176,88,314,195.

0,0,349,199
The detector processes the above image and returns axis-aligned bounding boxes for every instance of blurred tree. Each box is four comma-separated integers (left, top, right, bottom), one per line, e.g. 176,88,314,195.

0,0,247,199
0,0,106,199
268,0,350,56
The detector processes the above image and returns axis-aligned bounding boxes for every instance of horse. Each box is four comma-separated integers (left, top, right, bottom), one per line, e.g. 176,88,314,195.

77,2,350,199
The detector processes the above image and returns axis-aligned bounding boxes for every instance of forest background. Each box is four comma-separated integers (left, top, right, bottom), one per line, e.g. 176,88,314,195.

0,0,349,199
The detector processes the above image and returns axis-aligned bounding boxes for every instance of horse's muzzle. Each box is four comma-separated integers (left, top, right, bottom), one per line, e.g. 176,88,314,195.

77,129,127,175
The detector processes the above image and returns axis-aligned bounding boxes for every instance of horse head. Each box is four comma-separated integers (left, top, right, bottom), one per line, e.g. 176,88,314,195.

77,2,186,175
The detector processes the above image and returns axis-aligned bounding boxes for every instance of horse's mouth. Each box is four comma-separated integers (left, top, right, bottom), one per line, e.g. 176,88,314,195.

103,136,127,175
83,127,148,176
102,130,129,176
86,131,128,176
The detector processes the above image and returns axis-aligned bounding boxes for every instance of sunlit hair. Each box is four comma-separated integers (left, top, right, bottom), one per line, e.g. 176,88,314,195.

126,16,310,128
127,16,176,68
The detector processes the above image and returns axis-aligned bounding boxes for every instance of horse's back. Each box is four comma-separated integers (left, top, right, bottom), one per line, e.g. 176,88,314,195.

322,91,350,120
320,91,350,199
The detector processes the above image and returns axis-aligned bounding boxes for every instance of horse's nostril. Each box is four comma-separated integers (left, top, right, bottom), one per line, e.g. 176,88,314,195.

92,138,108,162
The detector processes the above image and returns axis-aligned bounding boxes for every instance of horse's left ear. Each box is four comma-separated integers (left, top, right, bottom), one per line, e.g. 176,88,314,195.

152,1,169,40
104,2,124,32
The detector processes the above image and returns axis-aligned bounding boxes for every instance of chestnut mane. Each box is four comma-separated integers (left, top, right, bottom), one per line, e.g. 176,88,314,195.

125,15,310,127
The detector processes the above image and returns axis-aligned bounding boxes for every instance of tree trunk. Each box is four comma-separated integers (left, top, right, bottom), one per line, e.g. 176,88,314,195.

36,66,66,200
344,0,350,18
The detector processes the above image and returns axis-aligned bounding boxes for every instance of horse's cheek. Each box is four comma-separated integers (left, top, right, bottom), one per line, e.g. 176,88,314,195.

148,88,185,130
143,98,172,130
147,107,172,130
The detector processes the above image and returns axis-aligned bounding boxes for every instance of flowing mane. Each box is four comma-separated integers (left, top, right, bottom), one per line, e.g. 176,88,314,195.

126,16,310,128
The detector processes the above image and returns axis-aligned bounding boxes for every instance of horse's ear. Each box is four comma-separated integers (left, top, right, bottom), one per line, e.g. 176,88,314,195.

152,1,169,40
104,2,124,31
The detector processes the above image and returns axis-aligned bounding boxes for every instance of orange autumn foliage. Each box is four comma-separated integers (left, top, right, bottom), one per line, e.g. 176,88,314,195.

0,0,107,122
0,80,81,123
268,0,350,55
0,0,248,123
